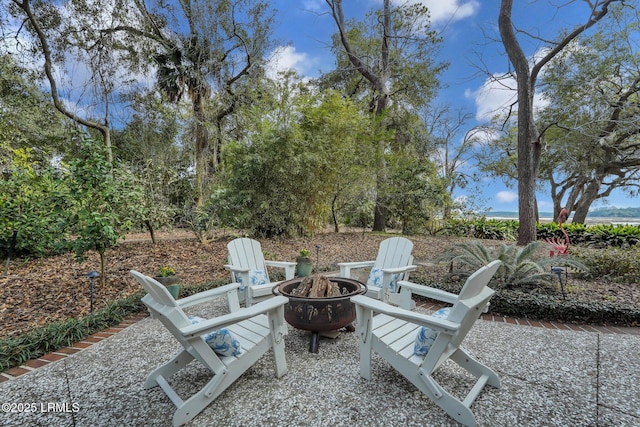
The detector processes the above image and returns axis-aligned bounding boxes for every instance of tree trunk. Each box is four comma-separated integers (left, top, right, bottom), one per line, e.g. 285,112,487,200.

572,179,602,223
331,193,340,233
193,92,209,206
499,0,616,243
145,220,156,244
499,0,539,245
328,0,391,232
373,134,387,232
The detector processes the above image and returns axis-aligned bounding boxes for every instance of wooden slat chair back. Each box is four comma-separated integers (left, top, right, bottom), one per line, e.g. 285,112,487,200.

338,236,417,303
225,238,296,306
352,260,502,427
130,270,288,427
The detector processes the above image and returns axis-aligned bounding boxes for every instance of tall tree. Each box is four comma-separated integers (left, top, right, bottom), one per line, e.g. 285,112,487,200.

7,0,116,162
538,5,640,223
99,0,276,205
222,79,373,237
324,0,445,231
423,106,479,219
498,0,620,244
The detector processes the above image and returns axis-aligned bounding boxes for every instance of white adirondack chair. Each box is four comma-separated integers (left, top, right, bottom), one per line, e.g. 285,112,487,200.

224,238,296,306
338,236,416,304
130,270,288,427
351,260,502,427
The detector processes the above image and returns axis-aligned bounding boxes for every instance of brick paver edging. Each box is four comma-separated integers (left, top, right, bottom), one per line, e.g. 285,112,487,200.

1,305,638,383
0,313,149,383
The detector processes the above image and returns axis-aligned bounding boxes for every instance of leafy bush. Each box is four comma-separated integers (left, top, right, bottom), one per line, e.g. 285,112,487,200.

489,291,640,326
410,276,639,326
437,240,586,289
439,218,518,240
537,222,640,248
579,224,640,247
570,246,640,283
0,151,70,259
438,218,640,249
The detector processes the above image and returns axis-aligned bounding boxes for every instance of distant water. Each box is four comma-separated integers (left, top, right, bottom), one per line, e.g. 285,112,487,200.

485,211,640,225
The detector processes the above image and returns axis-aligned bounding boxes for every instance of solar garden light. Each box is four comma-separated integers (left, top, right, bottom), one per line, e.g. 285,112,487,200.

86,271,100,314
314,244,322,272
551,266,567,300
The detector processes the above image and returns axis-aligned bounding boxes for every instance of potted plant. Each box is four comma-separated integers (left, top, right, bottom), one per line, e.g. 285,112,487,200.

154,265,180,299
295,249,313,277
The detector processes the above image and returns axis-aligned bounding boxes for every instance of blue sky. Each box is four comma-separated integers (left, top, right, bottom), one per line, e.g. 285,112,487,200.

264,0,639,212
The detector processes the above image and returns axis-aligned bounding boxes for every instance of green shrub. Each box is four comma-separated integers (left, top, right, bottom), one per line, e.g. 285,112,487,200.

437,218,640,249
537,222,640,248
437,240,586,289
570,246,640,283
439,218,518,240
489,291,640,326
410,277,639,326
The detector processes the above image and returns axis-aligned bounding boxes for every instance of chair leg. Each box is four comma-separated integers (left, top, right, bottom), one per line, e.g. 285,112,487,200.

270,307,288,378
245,288,255,307
450,347,501,388
418,372,477,427
145,350,194,389
355,305,373,380
172,373,227,427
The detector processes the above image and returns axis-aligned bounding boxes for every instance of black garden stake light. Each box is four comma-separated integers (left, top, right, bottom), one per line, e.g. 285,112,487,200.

314,244,322,272
86,271,100,314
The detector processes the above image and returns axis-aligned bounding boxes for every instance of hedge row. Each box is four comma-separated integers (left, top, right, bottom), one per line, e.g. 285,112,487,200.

439,218,640,247
414,280,640,327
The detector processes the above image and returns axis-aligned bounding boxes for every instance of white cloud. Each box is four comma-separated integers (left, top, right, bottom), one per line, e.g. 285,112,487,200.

467,46,554,123
465,74,517,122
496,191,518,203
266,45,313,80
302,0,324,12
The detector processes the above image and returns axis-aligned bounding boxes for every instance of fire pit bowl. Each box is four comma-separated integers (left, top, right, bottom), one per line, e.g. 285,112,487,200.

273,277,366,352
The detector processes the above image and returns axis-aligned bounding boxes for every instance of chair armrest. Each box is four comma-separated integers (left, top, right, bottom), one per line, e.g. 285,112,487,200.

177,282,242,310
381,265,417,275
264,260,296,268
338,260,376,269
224,264,250,274
397,280,459,305
351,295,459,334
338,260,375,277
181,295,289,337
264,260,297,280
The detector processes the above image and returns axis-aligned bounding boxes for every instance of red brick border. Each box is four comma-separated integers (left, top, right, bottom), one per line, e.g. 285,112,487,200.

0,313,148,383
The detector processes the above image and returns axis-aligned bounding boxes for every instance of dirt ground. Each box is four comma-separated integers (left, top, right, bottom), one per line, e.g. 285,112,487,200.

1,229,637,339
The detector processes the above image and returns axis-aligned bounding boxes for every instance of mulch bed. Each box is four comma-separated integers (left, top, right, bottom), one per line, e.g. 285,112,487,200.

1,230,637,339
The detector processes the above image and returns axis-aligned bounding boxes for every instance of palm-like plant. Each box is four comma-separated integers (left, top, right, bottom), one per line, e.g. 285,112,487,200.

437,241,587,288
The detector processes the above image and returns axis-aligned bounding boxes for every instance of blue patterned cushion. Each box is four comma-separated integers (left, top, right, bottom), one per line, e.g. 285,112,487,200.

367,267,402,292
237,269,268,289
189,316,242,357
414,307,452,356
